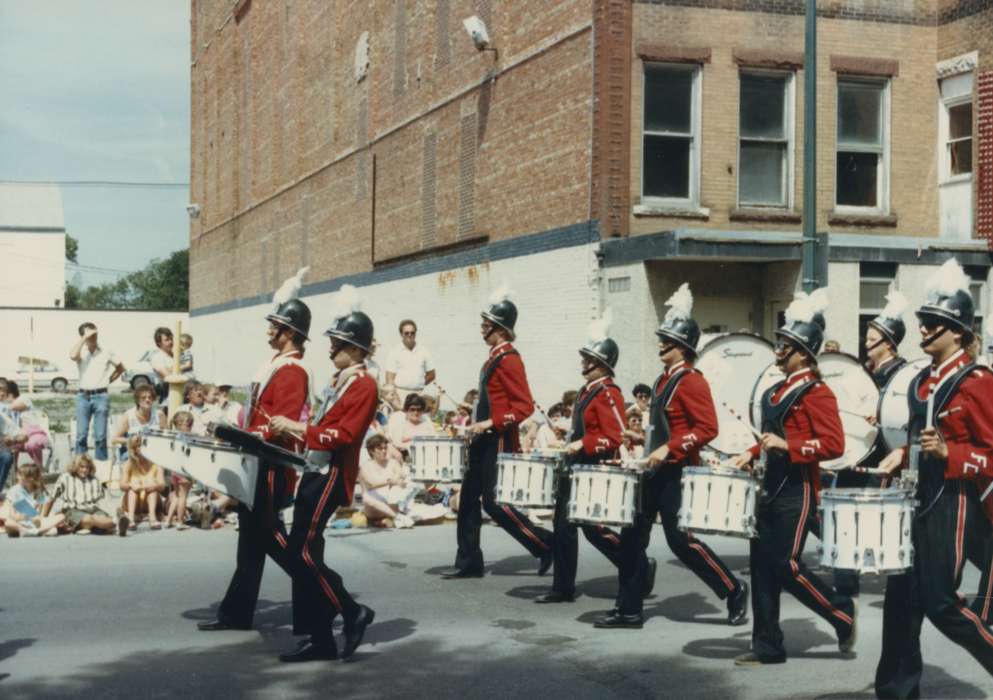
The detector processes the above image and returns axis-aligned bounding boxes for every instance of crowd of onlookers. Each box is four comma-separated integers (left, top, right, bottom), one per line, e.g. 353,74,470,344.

0,316,656,538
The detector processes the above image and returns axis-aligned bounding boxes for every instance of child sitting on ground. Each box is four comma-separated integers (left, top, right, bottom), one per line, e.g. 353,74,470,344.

3,463,64,537
44,454,115,534
119,433,166,533
164,411,195,530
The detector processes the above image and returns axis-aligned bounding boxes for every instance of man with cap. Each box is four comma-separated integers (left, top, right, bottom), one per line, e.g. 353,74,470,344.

875,259,993,697
732,288,857,666
268,284,379,662
599,284,747,629
535,311,642,604
198,275,312,633
441,285,554,579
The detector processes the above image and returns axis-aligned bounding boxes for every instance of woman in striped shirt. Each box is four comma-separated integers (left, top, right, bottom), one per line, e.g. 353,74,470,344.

43,454,115,534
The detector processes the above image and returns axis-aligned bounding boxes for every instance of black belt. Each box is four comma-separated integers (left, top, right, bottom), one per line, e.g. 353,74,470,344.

78,388,108,396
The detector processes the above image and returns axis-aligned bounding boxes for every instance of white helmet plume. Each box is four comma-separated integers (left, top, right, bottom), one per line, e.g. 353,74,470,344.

925,258,970,302
272,266,309,310
663,283,693,323
785,287,829,325
985,313,993,345
488,282,513,305
330,284,362,321
588,308,613,343
879,288,909,322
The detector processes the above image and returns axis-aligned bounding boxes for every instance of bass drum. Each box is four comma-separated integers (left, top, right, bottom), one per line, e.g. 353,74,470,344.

877,358,930,453
749,353,879,470
696,333,775,457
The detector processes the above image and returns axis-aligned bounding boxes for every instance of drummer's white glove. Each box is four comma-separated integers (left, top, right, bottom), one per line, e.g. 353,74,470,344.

759,433,788,453
647,444,670,468
878,447,905,475
731,451,752,470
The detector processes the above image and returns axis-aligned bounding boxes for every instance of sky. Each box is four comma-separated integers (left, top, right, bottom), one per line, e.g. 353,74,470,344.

0,0,190,288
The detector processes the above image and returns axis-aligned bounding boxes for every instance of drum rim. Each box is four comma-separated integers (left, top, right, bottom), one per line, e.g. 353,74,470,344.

699,331,774,353
820,487,916,502
875,357,931,453
410,436,466,444
682,465,755,479
569,463,640,475
498,454,562,465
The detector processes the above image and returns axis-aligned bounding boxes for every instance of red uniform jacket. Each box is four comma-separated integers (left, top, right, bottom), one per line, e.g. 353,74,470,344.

482,342,535,453
304,366,379,503
657,362,719,466
906,350,993,521
577,376,627,458
748,368,845,487
246,350,309,495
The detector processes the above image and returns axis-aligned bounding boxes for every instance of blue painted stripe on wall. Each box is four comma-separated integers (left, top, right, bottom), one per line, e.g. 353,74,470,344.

191,220,600,317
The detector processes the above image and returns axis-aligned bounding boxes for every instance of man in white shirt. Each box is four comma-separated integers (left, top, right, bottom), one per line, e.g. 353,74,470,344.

384,320,435,401
70,322,125,461
150,327,175,402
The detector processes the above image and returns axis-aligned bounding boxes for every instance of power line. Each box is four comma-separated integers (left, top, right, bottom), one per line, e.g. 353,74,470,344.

0,179,189,189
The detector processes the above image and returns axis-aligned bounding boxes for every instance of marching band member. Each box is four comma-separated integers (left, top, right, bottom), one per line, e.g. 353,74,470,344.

733,288,857,666
440,285,554,579
535,311,645,604
875,260,993,697
600,284,746,629
198,279,312,633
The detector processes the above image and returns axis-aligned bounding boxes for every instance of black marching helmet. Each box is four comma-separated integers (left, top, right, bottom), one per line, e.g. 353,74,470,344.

775,288,829,358
481,296,518,338
775,319,824,358
325,311,375,354
866,289,908,350
580,338,620,373
915,258,975,338
266,299,312,341
655,317,701,356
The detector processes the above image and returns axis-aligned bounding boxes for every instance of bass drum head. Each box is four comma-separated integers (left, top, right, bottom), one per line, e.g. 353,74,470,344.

818,352,879,470
877,358,930,453
749,361,782,434
696,333,775,457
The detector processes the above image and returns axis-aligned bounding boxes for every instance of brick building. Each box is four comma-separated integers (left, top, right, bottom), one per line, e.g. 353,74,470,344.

188,0,993,403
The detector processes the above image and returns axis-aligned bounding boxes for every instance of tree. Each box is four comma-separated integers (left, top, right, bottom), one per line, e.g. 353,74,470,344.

64,249,189,311
65,234,78,263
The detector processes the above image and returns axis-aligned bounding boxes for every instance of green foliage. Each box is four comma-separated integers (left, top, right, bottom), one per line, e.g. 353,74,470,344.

64,249,189,311
65,234,79,263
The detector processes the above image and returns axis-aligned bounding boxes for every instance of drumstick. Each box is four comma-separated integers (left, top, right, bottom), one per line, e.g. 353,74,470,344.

720,401,762,441
430,382,462,410
838,407,874,420
936,407,962,421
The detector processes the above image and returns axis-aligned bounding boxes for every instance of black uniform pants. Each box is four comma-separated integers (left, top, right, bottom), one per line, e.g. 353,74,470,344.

751,480,855,660
454,431,553,573
617,469,739,615
551,474,623,596
971,535,993,625
218,465,291,627
875,482,993,699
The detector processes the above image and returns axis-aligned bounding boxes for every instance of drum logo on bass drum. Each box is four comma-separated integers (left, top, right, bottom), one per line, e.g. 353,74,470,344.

720,348,756,358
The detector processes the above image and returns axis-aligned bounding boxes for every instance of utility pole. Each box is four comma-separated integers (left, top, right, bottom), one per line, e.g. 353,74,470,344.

802,0,819,292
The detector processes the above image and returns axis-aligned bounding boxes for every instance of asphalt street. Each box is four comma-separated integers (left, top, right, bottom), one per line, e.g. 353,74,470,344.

2,521,992,700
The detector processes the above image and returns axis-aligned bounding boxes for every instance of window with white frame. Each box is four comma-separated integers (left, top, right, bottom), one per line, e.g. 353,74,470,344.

738,71,794,208
858,261,897,363
836,78,889,211
939,73,973,181
642,63,701,205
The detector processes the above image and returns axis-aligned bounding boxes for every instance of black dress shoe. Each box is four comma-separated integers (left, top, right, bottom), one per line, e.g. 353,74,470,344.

727,580,749,626
642,557,658,597
534,591,575,604
734,651,785,667
593,611,643,629
537,551,553,576
440,568,484,579
279,638,337,663
342,605,376,659
197,618,251,631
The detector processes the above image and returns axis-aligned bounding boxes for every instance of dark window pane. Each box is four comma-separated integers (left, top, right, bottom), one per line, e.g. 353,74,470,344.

949,103,972,140
950,140,973,175
739,142,785,205
838,82,882,147
836,151,878,207
645,66,692,133
860,280,889,310
740,74,786,139
644,135,690,198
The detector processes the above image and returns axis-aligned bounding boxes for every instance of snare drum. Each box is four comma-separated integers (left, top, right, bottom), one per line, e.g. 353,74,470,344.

567,464,640,527
495,452,561,508
877,358,930,453
818,488,915,575
140,429,188,472
677,466,758,539
410,436,466,483
182,436,260,509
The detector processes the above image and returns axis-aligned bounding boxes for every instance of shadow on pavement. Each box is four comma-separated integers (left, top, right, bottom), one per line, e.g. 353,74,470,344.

813,663,989,699
0,638,35,666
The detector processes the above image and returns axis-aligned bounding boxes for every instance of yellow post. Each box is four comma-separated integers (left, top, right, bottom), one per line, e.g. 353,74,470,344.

166,319,187,416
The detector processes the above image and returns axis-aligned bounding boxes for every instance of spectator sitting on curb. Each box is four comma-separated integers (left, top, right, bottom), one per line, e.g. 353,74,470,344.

2,380,50,468
533,402,568,450
358,434,447,528
44,454,115,534
384,393,437,461
631,383,651,415
164,411,195,529
119,433,166,534
70,322,125,462
3,464,64,537
621,407,646,461
111,384,167,464
179,381,218,435
213,383,244,426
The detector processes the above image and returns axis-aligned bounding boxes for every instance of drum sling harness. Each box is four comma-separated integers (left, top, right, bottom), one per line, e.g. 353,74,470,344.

760,378,819,503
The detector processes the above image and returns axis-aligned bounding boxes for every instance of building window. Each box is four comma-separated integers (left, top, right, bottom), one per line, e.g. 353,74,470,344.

738,71,794,208
836,79,889,212
642,63,701,206
858,262,897,363
608,276,631,293
940,73,974,181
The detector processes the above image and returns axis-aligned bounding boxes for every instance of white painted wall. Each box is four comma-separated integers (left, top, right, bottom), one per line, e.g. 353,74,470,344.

0,231,66,308
0,308,189,380
192,244,599,410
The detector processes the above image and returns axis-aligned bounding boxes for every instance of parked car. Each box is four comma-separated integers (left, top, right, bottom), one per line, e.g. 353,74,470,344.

122,349,161,390
3,357,77,393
